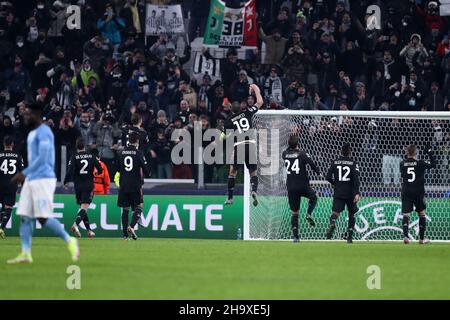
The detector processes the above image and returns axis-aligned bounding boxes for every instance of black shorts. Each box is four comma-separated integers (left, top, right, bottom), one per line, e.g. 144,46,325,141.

332,197,359,214
75,189,94,205
118,189,143,208
0,192,16,207
287,187,317,212
402,194,426,213
231,142,257,173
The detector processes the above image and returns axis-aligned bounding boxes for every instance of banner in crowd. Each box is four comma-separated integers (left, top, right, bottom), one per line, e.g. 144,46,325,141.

3,195,244,239
204,0,257,48
193,52,221,79
145,4,185,36
440,0,450,16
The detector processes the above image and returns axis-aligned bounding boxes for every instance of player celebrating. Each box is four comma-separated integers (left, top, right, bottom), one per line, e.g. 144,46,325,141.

117,132,150,240
0,136,24,238
223,84,263,206
325,143,361,244
400,144,436,244
64,137,103,238
8,104,79,264
282,135,319,243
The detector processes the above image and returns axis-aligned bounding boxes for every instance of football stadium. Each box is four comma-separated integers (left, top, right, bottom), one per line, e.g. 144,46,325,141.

0,0,450,306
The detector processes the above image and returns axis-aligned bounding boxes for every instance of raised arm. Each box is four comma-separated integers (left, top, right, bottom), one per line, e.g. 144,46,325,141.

305,153,321,176
249,84,264,108
326,164,335,186
422,144,436,169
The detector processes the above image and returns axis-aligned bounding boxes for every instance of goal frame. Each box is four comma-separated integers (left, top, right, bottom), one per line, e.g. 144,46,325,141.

243,110,450,241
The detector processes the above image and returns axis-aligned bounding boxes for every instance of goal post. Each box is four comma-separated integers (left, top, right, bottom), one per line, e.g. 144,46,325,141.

244,110,450,241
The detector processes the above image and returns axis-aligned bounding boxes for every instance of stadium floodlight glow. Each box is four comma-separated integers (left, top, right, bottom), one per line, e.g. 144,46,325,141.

244,110,450,242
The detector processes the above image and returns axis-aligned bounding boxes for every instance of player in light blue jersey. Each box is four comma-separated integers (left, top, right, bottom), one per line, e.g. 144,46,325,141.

7,104,79,264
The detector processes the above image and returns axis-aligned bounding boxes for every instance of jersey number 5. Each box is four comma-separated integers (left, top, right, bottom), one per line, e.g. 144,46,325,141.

407,167,416,182
0,159,17,175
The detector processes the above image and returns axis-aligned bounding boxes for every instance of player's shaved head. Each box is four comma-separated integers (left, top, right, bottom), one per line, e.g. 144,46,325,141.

342,143,352,157
288,135,299,149
406,144,417,158
76,137,85,151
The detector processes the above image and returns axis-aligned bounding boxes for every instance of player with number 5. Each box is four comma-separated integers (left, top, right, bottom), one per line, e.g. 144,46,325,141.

325,143,361,243
400,144,436,244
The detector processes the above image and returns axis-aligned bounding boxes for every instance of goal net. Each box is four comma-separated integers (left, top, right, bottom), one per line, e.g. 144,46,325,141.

244,111,450,241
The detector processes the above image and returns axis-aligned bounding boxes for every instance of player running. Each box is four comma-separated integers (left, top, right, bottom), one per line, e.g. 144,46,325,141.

223,84,263,206
7,104,79,264
325,143,361,244
116,132,150,240
400,144,435,244
282,135,320,243
0,136,24,238
64,137,103,238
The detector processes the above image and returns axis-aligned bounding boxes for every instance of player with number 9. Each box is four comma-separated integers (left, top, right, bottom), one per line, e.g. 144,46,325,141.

117,132,150,240
325,143,361,243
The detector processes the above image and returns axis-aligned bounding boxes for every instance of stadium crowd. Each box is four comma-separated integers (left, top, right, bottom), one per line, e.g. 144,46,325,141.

0,0,449,185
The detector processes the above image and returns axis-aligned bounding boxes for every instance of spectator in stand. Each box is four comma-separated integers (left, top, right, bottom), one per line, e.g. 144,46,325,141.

150,129,173,179
258,27,288,65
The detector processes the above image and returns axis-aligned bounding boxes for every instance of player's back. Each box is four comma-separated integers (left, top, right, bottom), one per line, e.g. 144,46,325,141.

225,106,258,143
282,148,315,189
327,156,360,199
400,157,432,196
118,145,148,191
0,150,23,192
68,151,99,190
25,124,55,181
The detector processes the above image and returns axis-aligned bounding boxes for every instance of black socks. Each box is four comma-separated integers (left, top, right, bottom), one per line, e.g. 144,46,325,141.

419,215,426,240
130,207,142,229
227,176,235,200
402,215,410,238
291,213,299,239
0,208,12,229
122,208,130,237
250,175,258,193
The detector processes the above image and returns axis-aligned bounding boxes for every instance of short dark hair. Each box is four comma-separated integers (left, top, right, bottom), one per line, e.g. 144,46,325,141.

131,113,142,126
27,103,43,112
129,132,140,145
91,148,99,158
76,137,85,150
406,144,417,157
342,143,352,157
3,135,13,147
288,135,299,148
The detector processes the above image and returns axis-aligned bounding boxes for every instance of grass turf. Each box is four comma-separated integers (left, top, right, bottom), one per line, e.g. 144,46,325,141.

0,237,449,299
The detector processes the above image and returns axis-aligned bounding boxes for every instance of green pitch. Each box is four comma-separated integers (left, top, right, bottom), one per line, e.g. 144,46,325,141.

1,237,450,299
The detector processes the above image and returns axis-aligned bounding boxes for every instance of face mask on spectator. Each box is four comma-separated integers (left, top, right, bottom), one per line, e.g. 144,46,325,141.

17,41,24,47
409,98,416,107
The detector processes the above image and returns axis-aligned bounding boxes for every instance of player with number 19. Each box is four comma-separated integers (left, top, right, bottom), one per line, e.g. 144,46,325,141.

117,132,150,240
64,137,102,238
325,143,361,243
282,135,319,243
400,144,436,244
223,84,264,207
0,136,24,238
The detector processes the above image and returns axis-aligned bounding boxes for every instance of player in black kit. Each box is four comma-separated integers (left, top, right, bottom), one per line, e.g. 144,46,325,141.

64,138,103,238
326,143,361,243
223,84,263,206
282,135,320,243
117,132,150,240
400,144,436,244
0,136,24,238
